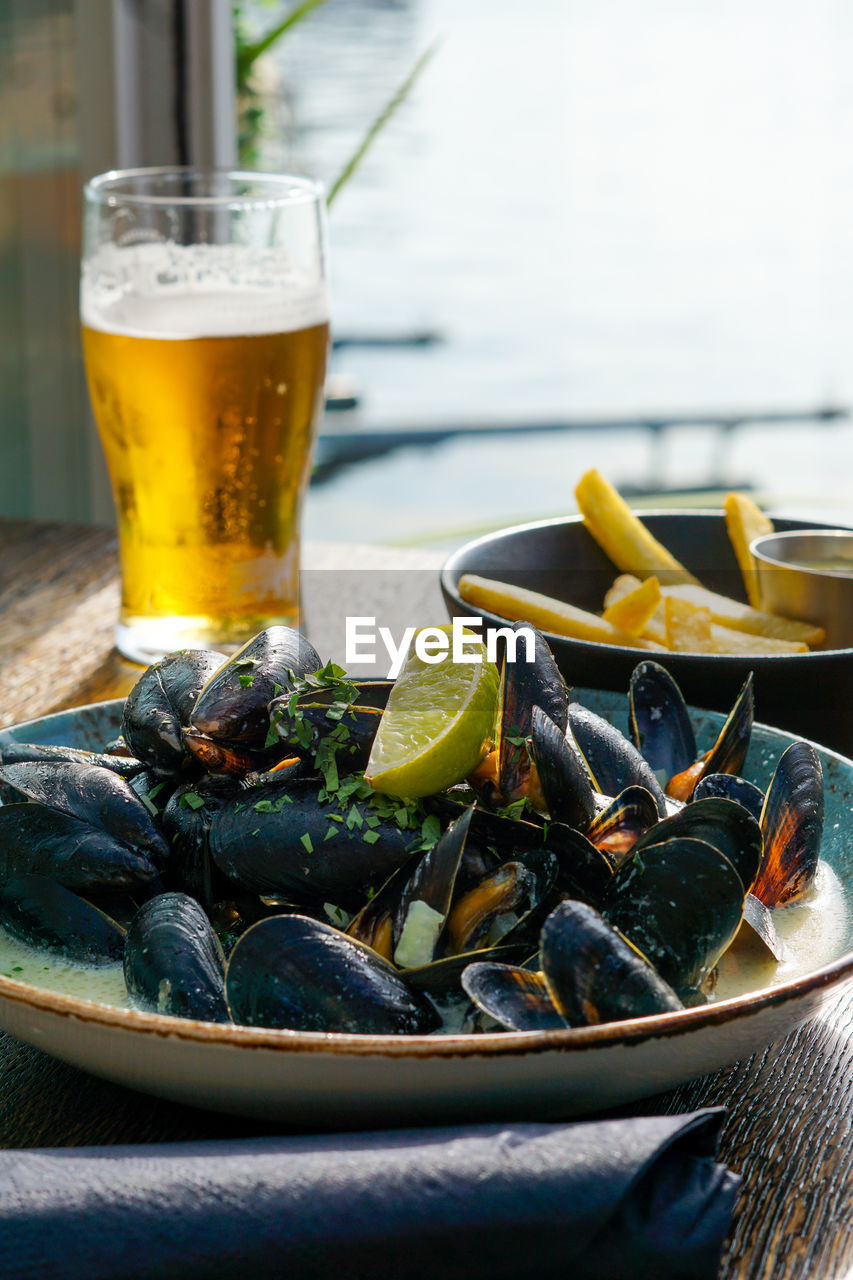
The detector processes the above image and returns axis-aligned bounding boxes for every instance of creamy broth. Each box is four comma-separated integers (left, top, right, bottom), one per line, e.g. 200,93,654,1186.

0,861,846,1023
713,861,848,1001
0,931,129,1008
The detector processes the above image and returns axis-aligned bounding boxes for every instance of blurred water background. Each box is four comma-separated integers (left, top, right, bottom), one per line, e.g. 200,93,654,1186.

243,1,853,546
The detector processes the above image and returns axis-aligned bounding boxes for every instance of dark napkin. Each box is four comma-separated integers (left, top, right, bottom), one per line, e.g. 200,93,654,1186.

0,1107,738,1280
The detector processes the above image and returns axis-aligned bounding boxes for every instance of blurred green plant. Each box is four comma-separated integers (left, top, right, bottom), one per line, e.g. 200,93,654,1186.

234,1,435,204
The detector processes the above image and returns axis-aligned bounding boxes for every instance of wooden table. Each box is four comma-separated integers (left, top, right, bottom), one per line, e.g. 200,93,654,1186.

1,517,852,1280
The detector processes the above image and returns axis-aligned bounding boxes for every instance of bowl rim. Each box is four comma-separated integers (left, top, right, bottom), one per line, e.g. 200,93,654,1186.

751,528,853,579
1,696,852,1058
440,510,853,659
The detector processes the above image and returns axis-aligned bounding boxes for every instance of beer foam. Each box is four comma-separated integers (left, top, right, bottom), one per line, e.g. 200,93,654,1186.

81,242,329,338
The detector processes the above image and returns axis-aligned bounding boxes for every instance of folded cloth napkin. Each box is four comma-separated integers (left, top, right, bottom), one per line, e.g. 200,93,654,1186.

0,1107,737,1280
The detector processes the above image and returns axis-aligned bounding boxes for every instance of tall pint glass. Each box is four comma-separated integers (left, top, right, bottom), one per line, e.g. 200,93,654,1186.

80,169,329,664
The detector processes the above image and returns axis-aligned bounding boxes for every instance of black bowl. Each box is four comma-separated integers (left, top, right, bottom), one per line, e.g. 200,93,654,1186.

441,511,853,755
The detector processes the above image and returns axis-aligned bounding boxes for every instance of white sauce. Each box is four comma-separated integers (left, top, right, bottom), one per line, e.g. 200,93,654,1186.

0,930,129,1008
713,861,848,1001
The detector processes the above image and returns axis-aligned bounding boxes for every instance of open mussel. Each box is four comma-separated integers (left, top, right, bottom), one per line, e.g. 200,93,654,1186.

347,807,471,968
0,761,168,892
665,674,753,802
602,838,746,994
544,823,616,903
124,891,228,1022
752,742,823,907
629,661,697,782
0,874,125,965
444,848,557,956
585,785,659,861
225,914,440,1034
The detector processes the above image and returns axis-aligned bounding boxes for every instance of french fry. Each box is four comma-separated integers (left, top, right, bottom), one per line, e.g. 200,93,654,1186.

710,624,808,656
724,492,774,609
457,574,665,649
575,469,699,585
664,598,715,652
603,575,668,644
606,575,812,653
602,575,662,636
660,583,824,646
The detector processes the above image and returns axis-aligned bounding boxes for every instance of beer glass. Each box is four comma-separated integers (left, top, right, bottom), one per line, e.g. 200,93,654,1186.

80,168,329,664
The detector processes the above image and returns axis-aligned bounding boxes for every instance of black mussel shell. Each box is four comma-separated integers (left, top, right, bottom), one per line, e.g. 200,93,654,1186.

693,773,765,823
0,762,168,892
122,650,227,774
628,661,697,781
0,761,168,854
568,704,667,817
0,742,143,778
585,785,659,864
498,623,569,801
161,776,242,909
632,796,762,895
602,838,746,993
753,742,824,908
528,707,596,830
271,679,391,775
462,962,569,1032
225,914,440,1034
0,874,125,965
540,900,682,1026
208,777,416,908
544,822,615,902
190,627,321,749
124,892,228,1022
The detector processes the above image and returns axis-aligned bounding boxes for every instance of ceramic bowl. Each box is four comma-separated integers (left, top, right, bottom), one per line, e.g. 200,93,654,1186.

0,696,851,1127
441,511,853,755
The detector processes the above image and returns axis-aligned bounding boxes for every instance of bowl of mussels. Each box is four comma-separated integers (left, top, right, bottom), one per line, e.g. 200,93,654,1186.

0,623,851,1126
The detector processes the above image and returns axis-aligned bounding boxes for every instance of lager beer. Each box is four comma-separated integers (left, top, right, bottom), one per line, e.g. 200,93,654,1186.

81,171,329,662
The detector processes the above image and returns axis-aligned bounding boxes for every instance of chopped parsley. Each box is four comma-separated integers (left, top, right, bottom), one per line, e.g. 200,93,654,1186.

179,791,205,811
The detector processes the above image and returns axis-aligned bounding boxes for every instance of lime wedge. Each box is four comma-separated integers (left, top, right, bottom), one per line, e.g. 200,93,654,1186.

364,625,499,798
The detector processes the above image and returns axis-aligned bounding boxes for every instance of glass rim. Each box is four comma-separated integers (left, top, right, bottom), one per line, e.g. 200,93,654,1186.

83,167,324,210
